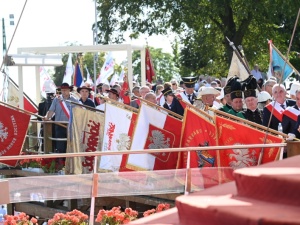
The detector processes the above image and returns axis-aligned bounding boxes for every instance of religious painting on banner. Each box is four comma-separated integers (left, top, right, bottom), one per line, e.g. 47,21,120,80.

99,102,137,172
216,116,283,171
177,108,224,189
66,107,105,174
0,104,30,166
126,102,181,171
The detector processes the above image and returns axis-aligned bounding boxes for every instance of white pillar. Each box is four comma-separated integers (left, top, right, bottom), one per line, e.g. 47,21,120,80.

140,47,146,86
35,66,41,104
18,65,24,109
127,45,133,91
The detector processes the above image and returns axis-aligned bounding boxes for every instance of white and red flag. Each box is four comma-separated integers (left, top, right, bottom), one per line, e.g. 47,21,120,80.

126,102,181,171
99,52,114,84
100,102,137,171
0,104,30,167
40,67,56,98
145,48,155,83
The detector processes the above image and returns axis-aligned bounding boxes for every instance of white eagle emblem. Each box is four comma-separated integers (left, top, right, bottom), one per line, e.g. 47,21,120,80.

148,130,170,149
228,147,257,170
116,133,131,151
0,122,8,142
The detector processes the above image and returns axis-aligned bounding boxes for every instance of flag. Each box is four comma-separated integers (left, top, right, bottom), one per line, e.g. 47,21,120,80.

66,107,105,174
227,51,249,81
269,40,297,82
177,108,224,188
145,48,155,83
118,69,125,82
126,102,182,171
99,102,137,171
0,104,31,167
85,66,94,87
109,73,119,86
6,77,38,113
40,67,56,98
215,115,283,170
63,53,73,85
73,62,84,87
99,52,114,84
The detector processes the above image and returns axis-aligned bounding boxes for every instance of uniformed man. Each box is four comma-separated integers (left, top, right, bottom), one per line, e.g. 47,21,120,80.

178,76,197,104
241,75,262,124
227,79,245,119
219,76,238,113
162,87,184,116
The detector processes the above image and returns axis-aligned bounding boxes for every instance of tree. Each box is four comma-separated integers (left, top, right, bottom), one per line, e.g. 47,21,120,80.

132,47,180,83
96,0,300,77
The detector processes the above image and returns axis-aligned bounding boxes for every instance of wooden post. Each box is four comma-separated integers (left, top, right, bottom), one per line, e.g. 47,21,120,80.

286,141,300,157
43,122,53,153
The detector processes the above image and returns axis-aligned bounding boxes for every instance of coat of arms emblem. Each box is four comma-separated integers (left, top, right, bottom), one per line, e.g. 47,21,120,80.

229,145,257,169
0,121,8,142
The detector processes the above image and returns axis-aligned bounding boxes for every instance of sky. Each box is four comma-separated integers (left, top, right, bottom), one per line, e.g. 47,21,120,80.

0,0,174,102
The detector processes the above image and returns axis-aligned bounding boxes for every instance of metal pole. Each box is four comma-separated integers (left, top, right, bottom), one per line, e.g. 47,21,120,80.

93,0,99,88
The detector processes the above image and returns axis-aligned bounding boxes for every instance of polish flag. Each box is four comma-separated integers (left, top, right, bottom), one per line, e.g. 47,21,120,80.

99,102,137,171
126,102,182,171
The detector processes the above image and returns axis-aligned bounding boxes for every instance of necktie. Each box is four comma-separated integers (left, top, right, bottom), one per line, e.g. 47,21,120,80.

188,94,191,102
281,104,285,109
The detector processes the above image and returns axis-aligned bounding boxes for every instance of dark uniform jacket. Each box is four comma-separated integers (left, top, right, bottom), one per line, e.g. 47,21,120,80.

262,100,295,131
282,105,300,134
242,108,263,125
163,97,184,117
80,98,96,108
228,108,245,119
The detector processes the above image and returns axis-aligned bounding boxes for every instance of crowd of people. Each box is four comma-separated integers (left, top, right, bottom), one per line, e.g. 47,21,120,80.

38,64,300,159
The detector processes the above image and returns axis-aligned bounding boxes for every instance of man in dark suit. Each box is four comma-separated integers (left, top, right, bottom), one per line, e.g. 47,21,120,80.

263,84,295,131
162,87,184,117
242,75,262,125
282,89,300,134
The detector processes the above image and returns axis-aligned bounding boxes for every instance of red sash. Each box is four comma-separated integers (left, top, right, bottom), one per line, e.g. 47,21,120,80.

59,100,70,119
266,102,284,122
283,106,300,121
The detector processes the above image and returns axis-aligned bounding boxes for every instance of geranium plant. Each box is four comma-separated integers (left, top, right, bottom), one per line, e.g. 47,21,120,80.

4,212,38,225
41,158,58,173
48,209,88,225
96,206,138,225
143,203,170,217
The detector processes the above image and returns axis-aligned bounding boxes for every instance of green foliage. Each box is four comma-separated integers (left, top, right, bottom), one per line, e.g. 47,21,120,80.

132,47,180,83
96,0,300,78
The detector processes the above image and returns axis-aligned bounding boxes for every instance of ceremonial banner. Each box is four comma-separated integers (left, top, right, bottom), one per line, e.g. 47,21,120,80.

63,53,74,85
0,104,30,166
66,107,105,174
227,51,249,81
216,115,283,170
178,108,223,188
99,102,137,171
269,40,297,82
6,77,38,113
127,103,181,171
145,48,156,83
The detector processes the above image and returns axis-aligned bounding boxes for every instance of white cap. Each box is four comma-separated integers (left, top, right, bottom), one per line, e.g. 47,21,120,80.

289,82,300,96
197,87,220,98
258,91,272,103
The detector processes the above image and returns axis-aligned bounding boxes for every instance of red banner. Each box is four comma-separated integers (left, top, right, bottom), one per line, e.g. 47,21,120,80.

0,105,30,166
215,116,282,169
145,48,155,83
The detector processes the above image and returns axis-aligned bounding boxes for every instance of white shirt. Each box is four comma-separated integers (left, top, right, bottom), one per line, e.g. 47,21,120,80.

251,69,262,80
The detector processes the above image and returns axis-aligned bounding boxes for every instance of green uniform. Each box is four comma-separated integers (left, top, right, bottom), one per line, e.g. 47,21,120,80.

228,108,245,119
219,104,232,113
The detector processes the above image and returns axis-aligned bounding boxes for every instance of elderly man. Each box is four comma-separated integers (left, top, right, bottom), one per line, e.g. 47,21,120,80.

44,83,79,154
262,84,295,131
241,76,262,124
130,85,151,108
282,88,300,135
197,87,220,108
